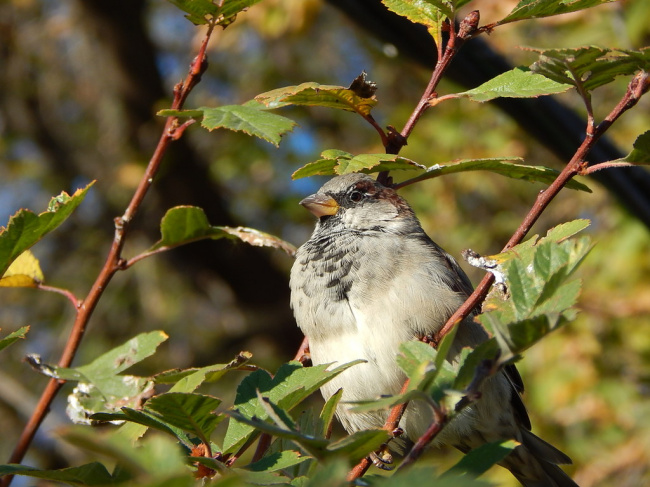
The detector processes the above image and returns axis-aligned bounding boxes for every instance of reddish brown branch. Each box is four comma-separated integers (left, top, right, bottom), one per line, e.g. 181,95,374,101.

1,22,216,487
434,71,649,345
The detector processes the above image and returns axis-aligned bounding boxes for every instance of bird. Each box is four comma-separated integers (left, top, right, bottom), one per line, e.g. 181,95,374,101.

289,173,578,487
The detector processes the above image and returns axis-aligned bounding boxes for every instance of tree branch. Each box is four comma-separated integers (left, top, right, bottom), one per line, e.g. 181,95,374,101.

1,22,217,487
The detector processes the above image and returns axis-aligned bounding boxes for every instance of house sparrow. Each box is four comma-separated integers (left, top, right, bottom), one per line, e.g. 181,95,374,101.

290,173,577,487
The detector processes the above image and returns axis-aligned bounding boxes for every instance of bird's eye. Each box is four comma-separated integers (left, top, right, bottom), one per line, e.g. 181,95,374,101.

349,191,364,202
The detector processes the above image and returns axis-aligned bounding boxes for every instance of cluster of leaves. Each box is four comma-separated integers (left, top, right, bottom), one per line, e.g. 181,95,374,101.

1,0,649,486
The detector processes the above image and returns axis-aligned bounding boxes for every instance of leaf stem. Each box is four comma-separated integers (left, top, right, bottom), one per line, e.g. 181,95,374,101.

1,21,217,486
35,283,81,309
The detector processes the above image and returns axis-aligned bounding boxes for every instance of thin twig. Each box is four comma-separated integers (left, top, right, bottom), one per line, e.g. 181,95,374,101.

1,21,217,487
35,283,81,309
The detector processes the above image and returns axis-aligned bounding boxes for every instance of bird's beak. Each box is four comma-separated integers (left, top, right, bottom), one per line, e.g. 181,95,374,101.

300,193,339,217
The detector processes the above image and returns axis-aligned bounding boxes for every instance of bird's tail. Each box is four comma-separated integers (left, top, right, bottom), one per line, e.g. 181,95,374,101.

502,429,579,487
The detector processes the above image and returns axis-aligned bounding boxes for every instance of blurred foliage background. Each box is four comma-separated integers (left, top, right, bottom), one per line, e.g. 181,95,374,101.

0,0,649,485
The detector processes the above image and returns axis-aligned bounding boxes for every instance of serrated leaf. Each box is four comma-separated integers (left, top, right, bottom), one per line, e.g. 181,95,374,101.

0,250,44,287
540,218,590,244
201,105,296,146
381,0,453,28
0,183,94,276
255,82,377,116
0,326,29,353
145,392,222,444
529,46,650,92
443,439,518,478
292,152,425,179
0,462,115,486
501,0,615,23
459,67,573,102
157,352,253,393
337,154,425,175
612,130,650,164
167,0,263,26
76,331,168,380
150,206,296,256
401,158,590,191
223,360,363,453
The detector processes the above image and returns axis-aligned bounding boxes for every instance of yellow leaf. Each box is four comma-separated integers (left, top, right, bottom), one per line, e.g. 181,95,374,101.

0,250,44,288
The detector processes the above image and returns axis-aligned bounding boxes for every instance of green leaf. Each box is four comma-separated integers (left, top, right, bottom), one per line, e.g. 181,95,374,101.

156,352,253,393
158,105,297,146
501,0,615,23
60,425,188,478
150,206,296,256
458,67,573,102
76,331,168,380
0,326,29,353
381,0,453,28
223,360,363,453
244,451,310,473
453,339,501,391
28,332,167,424
167,0,263,26
400,158,591,192
530,46,650,92
324,429,390,462
476,222,591,357
0,183,94,276
255,82,377,116
91,408,194,447
317,388,342,438
292,152,425,179
443,439,518,478
612,130,650,164
0,463,116,486
201,105,297,146
145,392,222,444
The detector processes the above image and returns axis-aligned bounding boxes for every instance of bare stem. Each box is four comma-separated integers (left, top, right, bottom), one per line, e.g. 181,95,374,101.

35,283,81,309
1,22,217,486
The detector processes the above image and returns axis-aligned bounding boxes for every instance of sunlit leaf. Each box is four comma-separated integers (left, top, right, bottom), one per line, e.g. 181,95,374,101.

398,158,590,192
611,130,650,164
529,46,650,92
458,67,573,102
154,351,253,393
0,250,44,288
381,0,453,28
293,152,425,179
0,183,94,276
255,82,377,116
501,0,615,24
150,206,296,256
223,360,363,453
